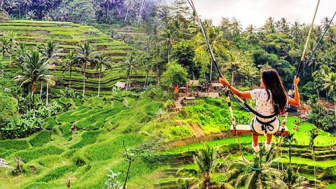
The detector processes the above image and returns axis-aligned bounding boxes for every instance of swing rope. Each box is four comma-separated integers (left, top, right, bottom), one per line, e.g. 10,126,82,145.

187,0,262,170
296,0,320,76
297,11,336,77
224,89,261,171
187,0,286,171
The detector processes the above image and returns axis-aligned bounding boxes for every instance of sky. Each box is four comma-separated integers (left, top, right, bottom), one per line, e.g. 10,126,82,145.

187,0,336,28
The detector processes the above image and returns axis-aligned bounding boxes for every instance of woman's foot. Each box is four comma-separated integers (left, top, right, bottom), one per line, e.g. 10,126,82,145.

252,141,260,152
265,141,272,151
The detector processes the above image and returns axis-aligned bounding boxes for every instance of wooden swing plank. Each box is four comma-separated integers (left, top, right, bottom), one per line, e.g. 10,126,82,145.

230,125,288,137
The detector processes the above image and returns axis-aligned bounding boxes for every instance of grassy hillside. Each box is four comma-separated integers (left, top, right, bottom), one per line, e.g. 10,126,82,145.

1,92,336,188
0,20,157,95
0,20,133,61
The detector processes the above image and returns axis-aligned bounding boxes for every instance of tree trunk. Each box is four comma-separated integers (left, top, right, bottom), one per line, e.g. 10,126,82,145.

83,63,86,97
124,6,130,23
210,59,213,82
40,84,43,100
231,71,235,86
69,66,72,89
137,0,146,25
127,76,130,91
106,3,109,20
33,93,35,119
289,143,291,165
313,147,316,188
145,70,149,87
98,69,101,97
46,84,49,107
123,161,132,189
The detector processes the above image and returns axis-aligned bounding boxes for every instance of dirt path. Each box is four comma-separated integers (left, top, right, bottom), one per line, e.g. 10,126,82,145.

174,97,184,112
189,123,205,137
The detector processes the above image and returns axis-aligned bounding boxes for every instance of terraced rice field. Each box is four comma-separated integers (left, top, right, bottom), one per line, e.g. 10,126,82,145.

0,20,157,94
0,20,133,61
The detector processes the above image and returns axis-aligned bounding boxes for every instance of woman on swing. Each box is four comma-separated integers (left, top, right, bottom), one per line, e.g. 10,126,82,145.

220,69,300,152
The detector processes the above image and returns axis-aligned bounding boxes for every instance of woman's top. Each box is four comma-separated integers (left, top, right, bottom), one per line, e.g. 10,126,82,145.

250,89,276,122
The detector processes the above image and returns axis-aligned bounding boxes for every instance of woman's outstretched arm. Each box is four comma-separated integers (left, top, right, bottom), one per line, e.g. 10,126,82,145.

220,77,252,99
288,77,300,106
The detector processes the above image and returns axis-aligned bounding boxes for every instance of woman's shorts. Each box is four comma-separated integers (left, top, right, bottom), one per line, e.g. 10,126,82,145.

250,116,280,135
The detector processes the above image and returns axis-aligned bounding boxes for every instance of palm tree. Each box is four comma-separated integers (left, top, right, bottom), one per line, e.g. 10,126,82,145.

323,71,336,117
239,61,259,87
13,43,28,70
1,36,12,59
5,31,16,66
93,52,111,97
309,129,319,188
228,150,287,189
104,0,116,20
321,17,331,30
291,21,301,44
122,53,138,91
283,166,308,189
284,133,297,165
276,17,290,33
141,54,153,87
124,0,134,24
14,51,56,118
177,144,233,189
40,41,61,61
62,51,77,89
223,52,245,86
160,28,175,62
77,42,94,97
263,17,276,34
22,0,32,15
40,41,61,106
197,26,228,80
246,24,255,34
230,17,242,37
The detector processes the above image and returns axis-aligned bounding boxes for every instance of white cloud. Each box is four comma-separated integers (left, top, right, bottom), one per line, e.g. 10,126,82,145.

190,0,336,28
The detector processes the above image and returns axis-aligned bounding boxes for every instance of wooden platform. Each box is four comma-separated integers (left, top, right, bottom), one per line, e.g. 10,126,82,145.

230,125,288,136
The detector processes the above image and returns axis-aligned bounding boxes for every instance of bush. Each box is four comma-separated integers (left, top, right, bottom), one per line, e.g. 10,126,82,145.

0,92,18,120
29,130,51,147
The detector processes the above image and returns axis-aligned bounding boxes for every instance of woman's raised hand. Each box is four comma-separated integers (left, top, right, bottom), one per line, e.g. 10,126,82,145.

294,76,300,87
220,77,230,86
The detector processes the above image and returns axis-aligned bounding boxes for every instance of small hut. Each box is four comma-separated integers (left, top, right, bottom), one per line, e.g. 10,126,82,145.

114,82,127,90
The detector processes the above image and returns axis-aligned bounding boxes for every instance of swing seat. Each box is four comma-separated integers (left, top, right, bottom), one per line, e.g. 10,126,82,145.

230,125,288,137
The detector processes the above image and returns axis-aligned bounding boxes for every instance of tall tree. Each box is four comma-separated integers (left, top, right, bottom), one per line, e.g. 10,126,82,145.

40,41,61,106
77,42,94,97
93,52,111,97
122,53,138,90
62,51,77,89
14,51,55,118
0,36,12,59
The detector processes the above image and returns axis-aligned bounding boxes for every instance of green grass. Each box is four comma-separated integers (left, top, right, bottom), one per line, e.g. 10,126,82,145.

29,130,51,147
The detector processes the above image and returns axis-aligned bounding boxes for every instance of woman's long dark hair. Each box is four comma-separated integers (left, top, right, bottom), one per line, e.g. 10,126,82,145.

262,69,287,115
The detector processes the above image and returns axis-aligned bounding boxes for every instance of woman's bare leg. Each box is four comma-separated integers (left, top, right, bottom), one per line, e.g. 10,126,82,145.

252,132,259,146
266,134,272,144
